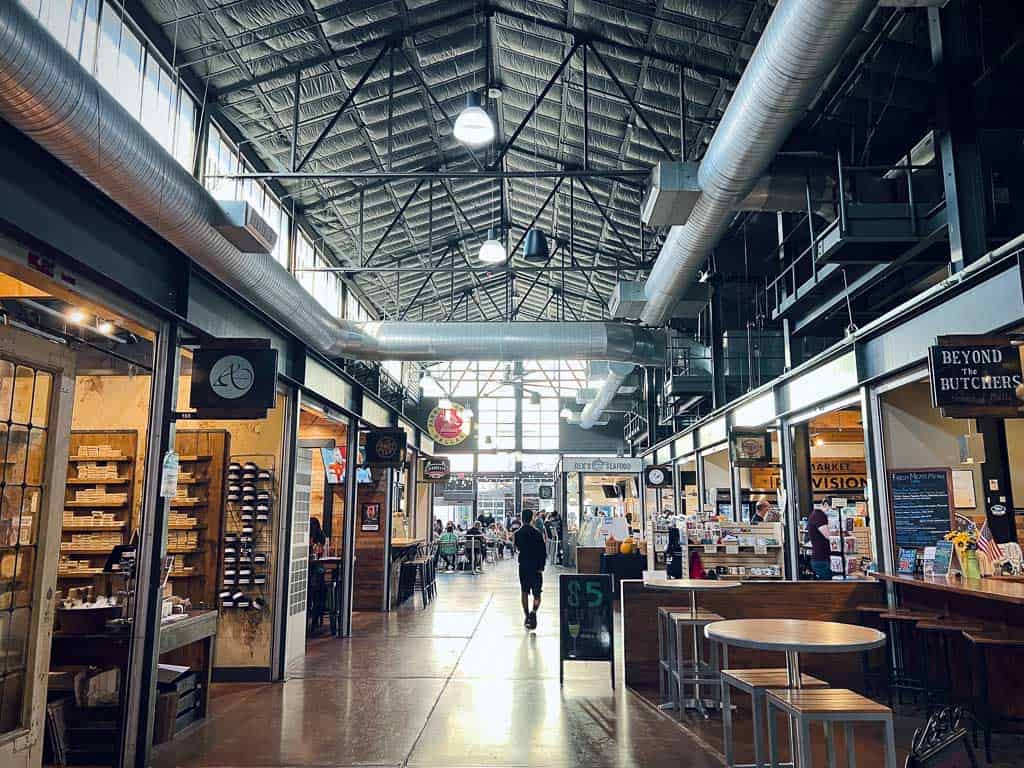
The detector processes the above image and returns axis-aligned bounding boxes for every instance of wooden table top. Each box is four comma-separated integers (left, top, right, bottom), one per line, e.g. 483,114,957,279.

642,572,742,591
872,572,1024,606
391,538,424,549
705,618,886,653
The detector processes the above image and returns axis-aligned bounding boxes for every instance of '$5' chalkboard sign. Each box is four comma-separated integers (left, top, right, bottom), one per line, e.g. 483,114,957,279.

559,574,615,688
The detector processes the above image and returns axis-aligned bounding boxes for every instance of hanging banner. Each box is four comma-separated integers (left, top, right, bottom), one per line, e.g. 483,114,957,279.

729,429,772,468
422,457,451,482
320,446,347,485
188,339,278,419
426,403,472,446
928,335,1024,418
365,428,407,467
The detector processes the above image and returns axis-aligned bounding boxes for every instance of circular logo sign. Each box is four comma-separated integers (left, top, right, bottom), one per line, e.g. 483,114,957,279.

376,436,399,460
648,468,666,486
427,403,471,446
209,355,255,400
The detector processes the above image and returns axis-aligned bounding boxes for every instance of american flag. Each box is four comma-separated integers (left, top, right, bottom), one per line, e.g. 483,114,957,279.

977,521,1003,563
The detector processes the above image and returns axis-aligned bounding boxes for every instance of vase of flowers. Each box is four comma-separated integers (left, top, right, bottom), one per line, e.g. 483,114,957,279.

945,529,980,579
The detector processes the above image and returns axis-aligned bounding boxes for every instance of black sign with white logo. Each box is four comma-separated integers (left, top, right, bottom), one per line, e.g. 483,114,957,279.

928,336,1023,418
365,428,407,468
644,465,672,488
189,341,277,419
538,485,554,500
422,458,450,482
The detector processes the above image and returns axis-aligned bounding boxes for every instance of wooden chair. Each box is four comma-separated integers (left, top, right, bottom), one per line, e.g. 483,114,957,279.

766,688,897,768
721,668,827,768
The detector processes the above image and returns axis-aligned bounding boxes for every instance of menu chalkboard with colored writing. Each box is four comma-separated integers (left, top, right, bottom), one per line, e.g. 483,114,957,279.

888,469,953,551
559,574,614,688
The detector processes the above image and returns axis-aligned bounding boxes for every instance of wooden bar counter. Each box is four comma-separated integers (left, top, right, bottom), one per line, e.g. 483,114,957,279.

621,578,883,691
873,571,1024,718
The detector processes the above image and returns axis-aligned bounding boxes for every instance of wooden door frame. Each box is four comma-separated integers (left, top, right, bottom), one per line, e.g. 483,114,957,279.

0,325,76,768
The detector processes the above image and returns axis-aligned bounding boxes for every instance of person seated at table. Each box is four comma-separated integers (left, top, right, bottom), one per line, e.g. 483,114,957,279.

438,523,459,571
307,517,327,631
465,520,487,571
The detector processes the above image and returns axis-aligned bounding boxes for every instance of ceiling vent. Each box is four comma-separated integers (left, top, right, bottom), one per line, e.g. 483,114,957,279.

214,201,278,254
609,280,711,321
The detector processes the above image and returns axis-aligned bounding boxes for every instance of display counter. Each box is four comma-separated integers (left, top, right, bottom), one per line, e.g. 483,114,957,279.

872,572,1024,606
620,578,882,691
576,546,604,574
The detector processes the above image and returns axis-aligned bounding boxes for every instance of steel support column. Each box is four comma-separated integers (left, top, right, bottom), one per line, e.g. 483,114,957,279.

928,3,987,271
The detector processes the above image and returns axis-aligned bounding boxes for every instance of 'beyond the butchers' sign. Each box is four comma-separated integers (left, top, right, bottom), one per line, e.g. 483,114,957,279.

928,336,1023,418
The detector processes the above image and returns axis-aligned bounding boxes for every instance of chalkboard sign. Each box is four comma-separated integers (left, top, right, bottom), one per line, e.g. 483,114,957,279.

889,469,953,551
559,573,614,688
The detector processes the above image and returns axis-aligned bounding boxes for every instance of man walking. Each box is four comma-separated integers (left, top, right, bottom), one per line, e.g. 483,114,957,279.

514,509,547,630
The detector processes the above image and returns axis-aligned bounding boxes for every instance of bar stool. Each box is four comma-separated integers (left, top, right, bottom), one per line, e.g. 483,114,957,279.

878,609,940,708
914,619,987,713
766,688,897,768
855,604,889,696
657,607,677,708
671,609,725,718
721,668,827,768
962,628,1024,763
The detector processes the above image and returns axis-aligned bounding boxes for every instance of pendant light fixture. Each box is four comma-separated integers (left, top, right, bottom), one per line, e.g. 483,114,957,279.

523,228,549,261
453,93,494,148
478,227,506,264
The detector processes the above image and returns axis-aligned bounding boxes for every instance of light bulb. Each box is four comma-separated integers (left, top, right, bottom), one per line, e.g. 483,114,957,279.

438,397,453,409
97,320,115,335
67,308,87,324
559,408,572,419
478,228,506,264
453,93,495,149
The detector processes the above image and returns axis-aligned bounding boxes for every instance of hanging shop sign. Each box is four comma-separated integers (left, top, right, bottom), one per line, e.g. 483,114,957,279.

422,458,451,483
644,465,672,488
560,456,643,474
364,428,407,468
320,446,347,485
426,402,472,446
729,429,772,468
538,485,554,500
928,335,1024,418
187,339,278,419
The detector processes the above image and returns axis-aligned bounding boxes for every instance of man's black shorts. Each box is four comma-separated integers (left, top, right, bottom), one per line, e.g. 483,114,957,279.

518,567,543,597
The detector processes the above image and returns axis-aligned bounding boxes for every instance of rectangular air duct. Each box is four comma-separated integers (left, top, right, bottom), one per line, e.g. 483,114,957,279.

215,201,278,254
609,280,711,321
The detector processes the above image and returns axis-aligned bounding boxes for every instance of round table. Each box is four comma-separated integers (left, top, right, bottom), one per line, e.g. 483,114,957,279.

705,619,887,765
643,573,741,713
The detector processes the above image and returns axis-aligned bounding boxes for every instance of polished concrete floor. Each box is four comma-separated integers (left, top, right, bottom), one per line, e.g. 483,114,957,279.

153,558,721,768
152,558,1023,767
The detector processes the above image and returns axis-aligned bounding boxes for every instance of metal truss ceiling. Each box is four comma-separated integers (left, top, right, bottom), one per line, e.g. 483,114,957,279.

144,0,768,322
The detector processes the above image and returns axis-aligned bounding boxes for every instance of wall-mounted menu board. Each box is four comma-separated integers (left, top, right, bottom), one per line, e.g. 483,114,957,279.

888,469,953,550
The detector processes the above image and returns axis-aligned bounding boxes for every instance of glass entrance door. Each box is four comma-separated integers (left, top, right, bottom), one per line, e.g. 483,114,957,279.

0,325,76,765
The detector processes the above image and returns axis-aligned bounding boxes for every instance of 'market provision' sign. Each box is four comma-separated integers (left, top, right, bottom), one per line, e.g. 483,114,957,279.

928,335,1023,418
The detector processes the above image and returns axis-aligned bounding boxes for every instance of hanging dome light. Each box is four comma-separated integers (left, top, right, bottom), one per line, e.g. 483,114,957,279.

523,228,550,261
478,227,506,264
453,93,494,148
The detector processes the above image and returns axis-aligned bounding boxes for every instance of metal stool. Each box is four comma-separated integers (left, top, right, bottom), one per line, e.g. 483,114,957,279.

671,609,726,718
766,688,897,768
721,668,828,768
657,607,677,709
879,609,940,708
854,604,889,696
914,619,987,714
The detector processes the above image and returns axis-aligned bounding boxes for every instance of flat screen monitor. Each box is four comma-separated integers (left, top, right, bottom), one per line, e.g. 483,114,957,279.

601,484,619,499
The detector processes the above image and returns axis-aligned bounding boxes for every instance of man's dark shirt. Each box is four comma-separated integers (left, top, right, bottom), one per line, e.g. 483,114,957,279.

514,524,547,572
808,508,831,561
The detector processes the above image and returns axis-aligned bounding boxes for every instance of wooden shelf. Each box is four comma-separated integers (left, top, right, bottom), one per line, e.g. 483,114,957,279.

61,523,127,531
57,571,103,578
59,548,116,555
171,500,206,508
168,524,206,531
167,547,202,555
68,456,131,462
178,455,212,462
65,500,128,509
66,477,130,485
168,573,203,578
176,478,209,486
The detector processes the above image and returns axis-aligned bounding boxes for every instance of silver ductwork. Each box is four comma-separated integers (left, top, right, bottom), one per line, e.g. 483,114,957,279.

0,2,663,365
579,363,635,430
640,0,875,327
641,163,835,227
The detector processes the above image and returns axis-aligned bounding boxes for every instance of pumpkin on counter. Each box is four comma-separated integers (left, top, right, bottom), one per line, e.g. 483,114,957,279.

619,537,634,555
